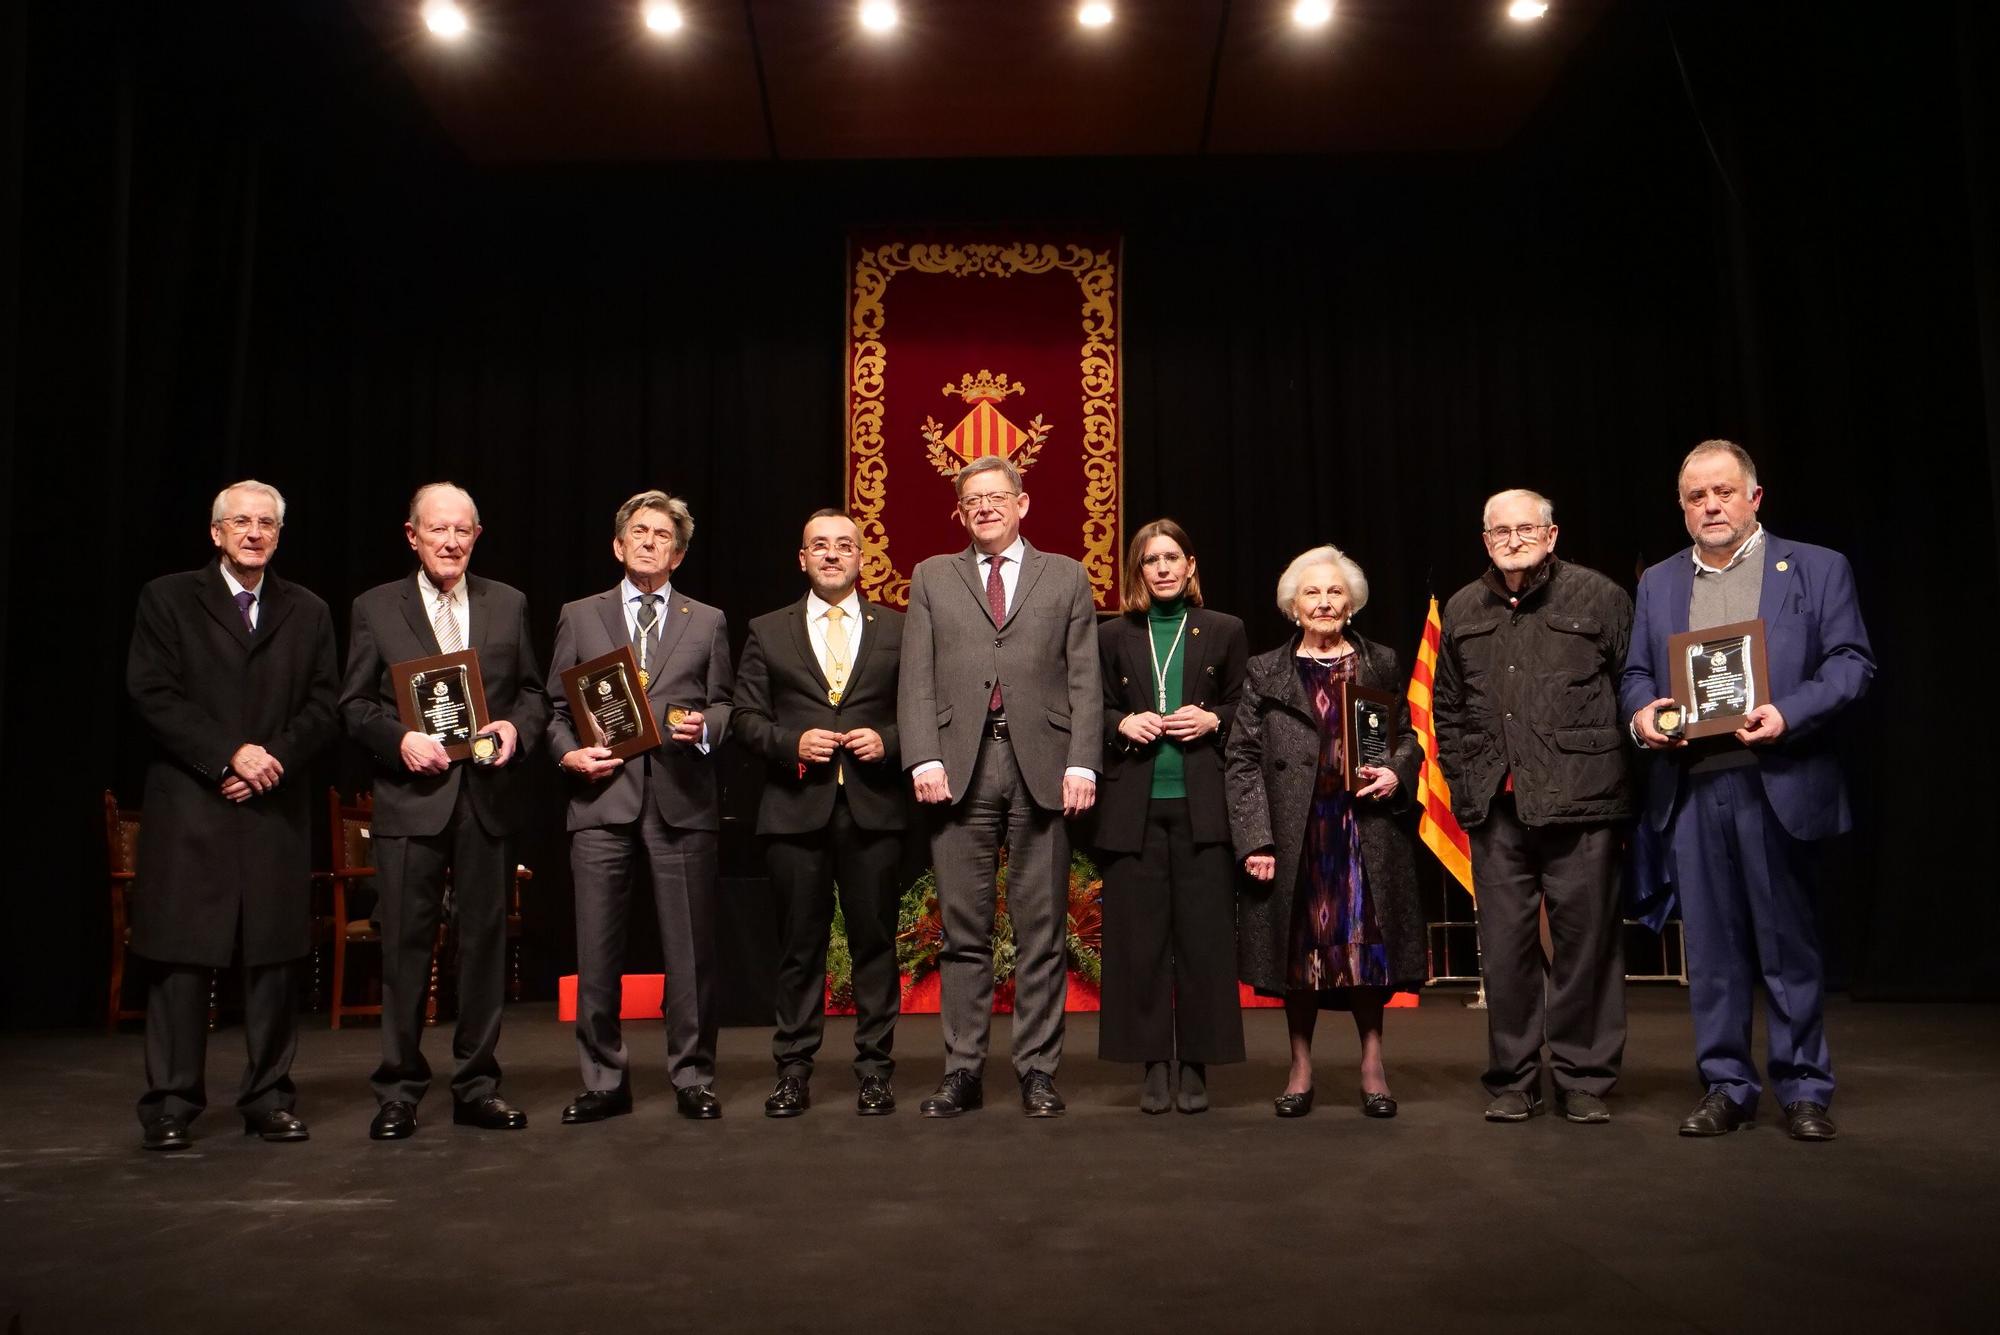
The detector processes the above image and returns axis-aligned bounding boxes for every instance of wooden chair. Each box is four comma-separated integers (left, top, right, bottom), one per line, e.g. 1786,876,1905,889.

103,791,145,1031
104,790,219,1033
318,789,444,1030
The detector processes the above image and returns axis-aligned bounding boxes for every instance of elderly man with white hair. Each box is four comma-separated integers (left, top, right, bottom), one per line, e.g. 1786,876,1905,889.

1433,488,1634,1125
126,480,341,1151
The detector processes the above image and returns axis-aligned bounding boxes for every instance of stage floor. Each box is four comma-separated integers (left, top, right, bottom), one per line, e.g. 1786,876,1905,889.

3,990,1996,1333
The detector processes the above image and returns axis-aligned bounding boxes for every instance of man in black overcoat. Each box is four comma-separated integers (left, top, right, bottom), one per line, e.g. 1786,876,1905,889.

340,482,549,1140
126,480,340,1151
731,509,907,1117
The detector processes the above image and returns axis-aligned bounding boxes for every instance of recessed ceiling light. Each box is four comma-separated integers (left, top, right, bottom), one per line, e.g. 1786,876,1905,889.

1078,3,1114,28
422,1,470,41
860,1,898,33
1292,0,1334,26
1507,1,1550,21
642,2,683,35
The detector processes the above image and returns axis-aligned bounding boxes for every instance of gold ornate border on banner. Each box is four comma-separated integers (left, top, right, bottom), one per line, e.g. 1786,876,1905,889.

847,241,1121,608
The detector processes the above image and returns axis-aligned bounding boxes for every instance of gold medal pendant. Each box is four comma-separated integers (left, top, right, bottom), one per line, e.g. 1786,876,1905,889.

828,687,842,706
638,668,650,689
666,706,690,728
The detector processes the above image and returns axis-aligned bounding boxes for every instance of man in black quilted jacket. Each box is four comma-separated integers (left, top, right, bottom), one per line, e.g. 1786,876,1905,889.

1434,488,1634,1125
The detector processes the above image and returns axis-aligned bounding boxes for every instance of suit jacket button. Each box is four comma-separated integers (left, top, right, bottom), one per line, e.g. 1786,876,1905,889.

994,637,1002,647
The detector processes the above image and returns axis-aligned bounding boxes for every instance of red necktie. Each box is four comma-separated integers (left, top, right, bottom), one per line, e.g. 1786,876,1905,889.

986,555,1006,712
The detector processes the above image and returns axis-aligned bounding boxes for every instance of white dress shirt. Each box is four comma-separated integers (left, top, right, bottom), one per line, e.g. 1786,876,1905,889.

619,577,708,752
220,562,260,630
417,568,469,646
806,589,864,676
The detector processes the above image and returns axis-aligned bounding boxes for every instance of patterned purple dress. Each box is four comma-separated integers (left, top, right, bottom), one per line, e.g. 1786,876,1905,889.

1287,655,1391,995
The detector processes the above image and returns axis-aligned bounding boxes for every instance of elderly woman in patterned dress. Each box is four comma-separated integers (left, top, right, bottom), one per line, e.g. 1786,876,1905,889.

1226,544,1425,1118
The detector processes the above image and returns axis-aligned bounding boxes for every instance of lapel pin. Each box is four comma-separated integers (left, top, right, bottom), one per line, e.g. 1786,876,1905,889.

680,605,690,614
1775,561,1788,572
1190,627,1200,635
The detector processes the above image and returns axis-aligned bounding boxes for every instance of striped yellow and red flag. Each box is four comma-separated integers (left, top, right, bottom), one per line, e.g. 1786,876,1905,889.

1405,596,1474,897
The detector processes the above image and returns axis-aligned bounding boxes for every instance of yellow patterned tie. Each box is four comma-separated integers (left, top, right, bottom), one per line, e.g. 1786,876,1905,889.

824,606,851,704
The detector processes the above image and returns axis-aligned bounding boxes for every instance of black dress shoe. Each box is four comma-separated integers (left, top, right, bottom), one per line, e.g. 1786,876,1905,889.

1140,1062,1172,1115
452,1096,528,1131
1021,1070,1065,1118
562,1085,633,1125
1176,1062,1209,1115
675,1085,722,1120
369,1101,417,1141
1360,1090,1398,1119
1274,1088,1315,1118
857,1075,896,1116
1679,1089,1752,1137
142,1114,191,1152
243,1109,310,1142
919,1070,983,1118
764,1074,811,1118
1784,1100,1837,1142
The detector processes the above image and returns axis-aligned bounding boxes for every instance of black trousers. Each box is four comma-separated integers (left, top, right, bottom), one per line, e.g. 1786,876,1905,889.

766,793,904,1078
369,784,511,1108
1097,799,1246,1065
137,957,300,1125
1470,795,1626,1097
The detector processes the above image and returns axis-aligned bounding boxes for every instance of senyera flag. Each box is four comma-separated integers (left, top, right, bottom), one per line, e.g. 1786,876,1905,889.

1405,596,1474,897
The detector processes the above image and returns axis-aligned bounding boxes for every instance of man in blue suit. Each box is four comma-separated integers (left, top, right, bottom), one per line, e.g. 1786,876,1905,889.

1622,440,1874,1141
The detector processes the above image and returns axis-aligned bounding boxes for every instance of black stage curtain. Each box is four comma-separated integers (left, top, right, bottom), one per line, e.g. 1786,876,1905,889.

4,1,1995,1027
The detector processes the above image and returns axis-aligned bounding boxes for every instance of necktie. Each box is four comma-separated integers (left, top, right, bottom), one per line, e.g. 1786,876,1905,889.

635,593,662,680
986,555,1006,712
435,591,462,653
233,590,255,632
824,606,851,703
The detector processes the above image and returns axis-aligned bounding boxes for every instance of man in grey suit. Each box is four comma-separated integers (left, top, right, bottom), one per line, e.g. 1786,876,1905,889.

900,456,1103,1117
547,490,735,1123
340,482,548,1140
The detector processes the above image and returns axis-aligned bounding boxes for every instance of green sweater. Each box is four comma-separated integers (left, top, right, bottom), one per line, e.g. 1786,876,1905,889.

1148,599,1189,799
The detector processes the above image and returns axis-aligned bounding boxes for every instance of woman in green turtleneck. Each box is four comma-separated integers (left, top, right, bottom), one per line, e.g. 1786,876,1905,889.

1090,520,1249,1113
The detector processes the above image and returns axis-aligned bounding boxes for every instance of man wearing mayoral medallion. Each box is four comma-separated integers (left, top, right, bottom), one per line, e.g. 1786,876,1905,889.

899,456,1103,1118
340,482,547,1140
732,509,908,1117
126,481,340,1151
1434,488,1634,1126
1624,440,1874,1141
547,489,735,1123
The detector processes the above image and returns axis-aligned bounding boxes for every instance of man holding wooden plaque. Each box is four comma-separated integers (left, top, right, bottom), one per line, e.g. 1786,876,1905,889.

1435,488,1635,1127
340,482,548,1140
1624,441,1875,1141
547,490,734,1124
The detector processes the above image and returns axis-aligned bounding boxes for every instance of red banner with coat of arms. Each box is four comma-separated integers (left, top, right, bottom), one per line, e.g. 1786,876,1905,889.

846,232,1124,610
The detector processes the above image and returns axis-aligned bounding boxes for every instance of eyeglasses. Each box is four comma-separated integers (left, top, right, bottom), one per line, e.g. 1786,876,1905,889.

218,515,280,535
807,539,860,556
957,491,1019,514
1483,524,1548,543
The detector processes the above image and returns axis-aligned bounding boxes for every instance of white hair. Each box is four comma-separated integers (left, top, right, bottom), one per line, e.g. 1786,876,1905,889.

1276,544,1369,622
408,481,480,528
1482,488,1554,530
210,479,287,526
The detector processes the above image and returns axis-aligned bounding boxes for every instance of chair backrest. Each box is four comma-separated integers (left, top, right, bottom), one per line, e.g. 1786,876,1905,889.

327,788,375,875
102,790,140,877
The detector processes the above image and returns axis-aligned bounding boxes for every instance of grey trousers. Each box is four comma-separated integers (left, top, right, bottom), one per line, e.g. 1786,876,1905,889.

571,786,719,1092
929,732,1070,1081
1471,795,1627,1098
138,957,299,1125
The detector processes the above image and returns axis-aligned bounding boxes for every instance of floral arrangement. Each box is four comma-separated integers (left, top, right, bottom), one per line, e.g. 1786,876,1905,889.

825,850,1102,1010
